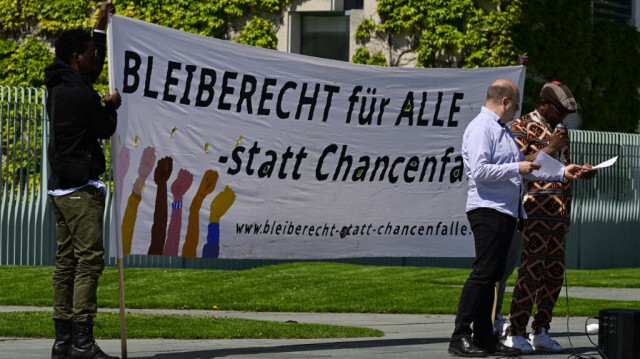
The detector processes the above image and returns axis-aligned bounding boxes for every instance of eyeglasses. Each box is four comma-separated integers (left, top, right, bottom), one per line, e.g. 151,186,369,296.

82,49,98,57
549,102,569,118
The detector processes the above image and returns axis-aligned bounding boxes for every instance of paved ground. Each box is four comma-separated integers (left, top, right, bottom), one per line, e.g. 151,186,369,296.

1,286,637,359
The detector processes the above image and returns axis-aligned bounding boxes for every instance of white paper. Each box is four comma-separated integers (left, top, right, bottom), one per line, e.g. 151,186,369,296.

531,151,563,177
590,156,618,170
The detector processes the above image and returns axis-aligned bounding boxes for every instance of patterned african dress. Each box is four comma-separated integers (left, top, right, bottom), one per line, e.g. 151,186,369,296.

508,110,571,336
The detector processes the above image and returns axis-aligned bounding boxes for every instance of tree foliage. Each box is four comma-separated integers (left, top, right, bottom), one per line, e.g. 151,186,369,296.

0,0,294,90
353,0,640,133
583,21,640,133
351,47,388,67
512,0,640,132
0,39,54,87
357,0,522,68
236,16,278,49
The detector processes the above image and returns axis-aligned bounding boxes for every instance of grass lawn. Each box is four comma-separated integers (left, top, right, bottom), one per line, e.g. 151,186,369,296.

1,262,638,339
0,311,382,339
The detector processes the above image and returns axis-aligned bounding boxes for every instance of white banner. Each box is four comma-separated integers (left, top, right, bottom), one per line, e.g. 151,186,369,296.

107,15,525,259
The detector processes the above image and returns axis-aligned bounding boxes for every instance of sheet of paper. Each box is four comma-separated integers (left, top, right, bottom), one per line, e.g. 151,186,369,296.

531,151,563,177
590,156,618,170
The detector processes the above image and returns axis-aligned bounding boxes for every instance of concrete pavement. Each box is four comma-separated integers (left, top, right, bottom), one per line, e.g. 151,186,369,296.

0,311,605,359
1,286,637,358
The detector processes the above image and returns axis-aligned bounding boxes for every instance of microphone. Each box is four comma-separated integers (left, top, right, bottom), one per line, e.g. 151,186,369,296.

555,122,566,162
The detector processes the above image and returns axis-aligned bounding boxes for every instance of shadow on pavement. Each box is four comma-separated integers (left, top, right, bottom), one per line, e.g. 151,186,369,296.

128,333,604,359
131,337,450,358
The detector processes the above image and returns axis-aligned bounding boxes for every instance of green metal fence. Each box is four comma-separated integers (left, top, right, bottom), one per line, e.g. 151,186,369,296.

1,85,639,269
0,86,53,265
569,130,640,268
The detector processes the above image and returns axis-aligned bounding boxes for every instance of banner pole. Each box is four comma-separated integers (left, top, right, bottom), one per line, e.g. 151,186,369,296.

107,11,127,358
117,257,128,359
491,282,499,325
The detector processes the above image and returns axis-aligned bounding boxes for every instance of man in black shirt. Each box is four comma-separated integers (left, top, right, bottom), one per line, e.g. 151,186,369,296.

45,2,121,358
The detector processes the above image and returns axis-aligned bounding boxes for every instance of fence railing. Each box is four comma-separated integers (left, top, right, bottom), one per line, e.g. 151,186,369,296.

1,85,639,269
569,130,640,268
0,86,53,265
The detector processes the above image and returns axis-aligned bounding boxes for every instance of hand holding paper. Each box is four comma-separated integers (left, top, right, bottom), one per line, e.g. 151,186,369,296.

564,164,584,180
530,151,585,180
537,151,563,173
579,156,616,179
518,161,541,175
580,162,596,179
588,156,618,170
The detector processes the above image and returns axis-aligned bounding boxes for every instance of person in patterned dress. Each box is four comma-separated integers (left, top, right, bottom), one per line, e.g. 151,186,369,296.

503,81,596,353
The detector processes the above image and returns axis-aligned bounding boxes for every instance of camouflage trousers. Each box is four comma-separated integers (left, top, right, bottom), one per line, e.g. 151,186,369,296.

49,186,106,322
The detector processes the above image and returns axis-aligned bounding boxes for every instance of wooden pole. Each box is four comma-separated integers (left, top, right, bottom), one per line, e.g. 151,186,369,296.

491,282,499,325
117,257,128,359
106,7,127,358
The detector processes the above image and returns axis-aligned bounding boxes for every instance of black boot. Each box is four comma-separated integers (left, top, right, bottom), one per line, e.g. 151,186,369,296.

69,320,119,359
52,319,72,359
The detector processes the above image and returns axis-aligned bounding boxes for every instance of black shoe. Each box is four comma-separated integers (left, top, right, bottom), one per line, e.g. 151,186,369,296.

487,342,522,356
448,336,489,357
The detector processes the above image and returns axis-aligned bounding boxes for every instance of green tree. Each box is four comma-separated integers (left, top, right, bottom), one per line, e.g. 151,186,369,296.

236,16,278,49
355,0,639,133
513,0,640,133
583,21,640,133
357,0,522,68
351,47,388,66
0,0,294,89
0,39,54,87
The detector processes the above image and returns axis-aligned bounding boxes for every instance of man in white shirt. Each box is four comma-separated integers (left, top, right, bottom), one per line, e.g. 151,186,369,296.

447,79,584,357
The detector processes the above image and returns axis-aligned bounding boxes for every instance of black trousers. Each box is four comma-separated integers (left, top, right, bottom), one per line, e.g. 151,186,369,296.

452,208,516,346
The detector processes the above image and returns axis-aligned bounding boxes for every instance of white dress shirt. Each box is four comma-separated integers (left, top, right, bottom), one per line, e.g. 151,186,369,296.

462,106,564,218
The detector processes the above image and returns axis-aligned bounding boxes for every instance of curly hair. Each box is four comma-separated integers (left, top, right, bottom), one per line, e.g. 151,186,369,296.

54,29,91,65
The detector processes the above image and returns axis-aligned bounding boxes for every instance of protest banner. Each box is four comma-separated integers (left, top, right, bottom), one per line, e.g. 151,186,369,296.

107,15,525,259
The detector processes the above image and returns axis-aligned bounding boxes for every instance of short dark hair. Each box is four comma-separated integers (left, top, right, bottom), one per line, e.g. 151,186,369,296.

486,83,513,103
55,29,91,65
